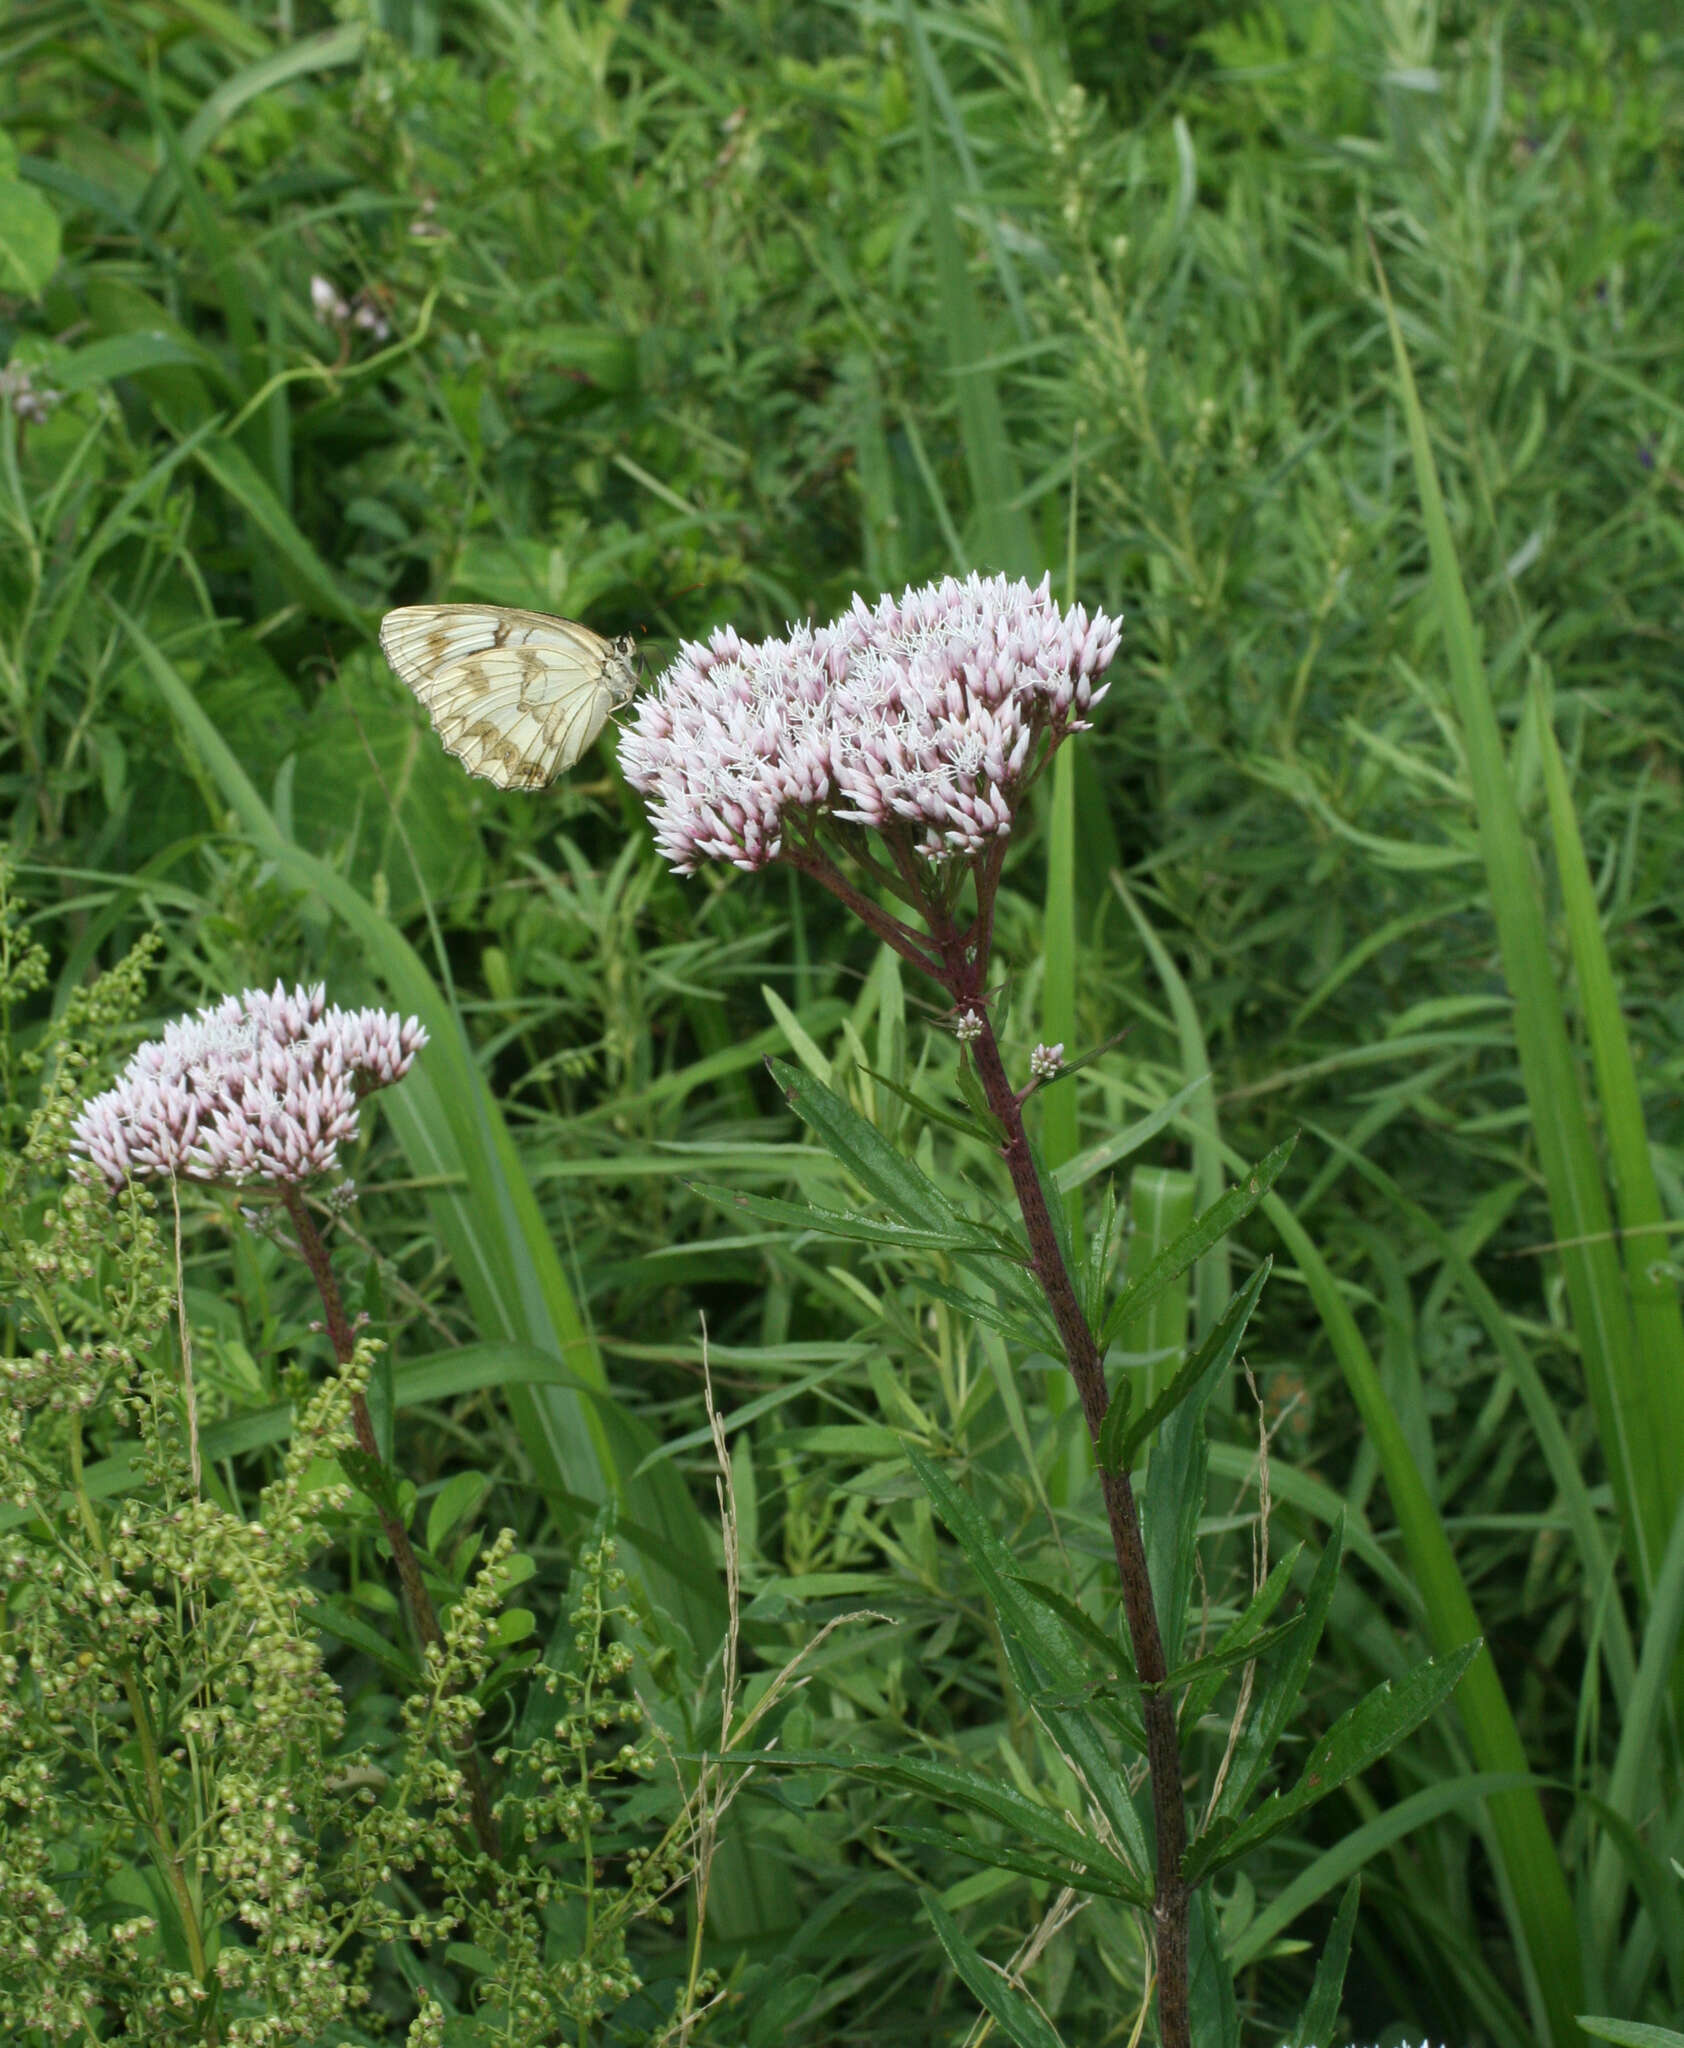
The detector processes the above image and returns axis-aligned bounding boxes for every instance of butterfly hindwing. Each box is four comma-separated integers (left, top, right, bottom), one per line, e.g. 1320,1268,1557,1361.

379,605,638,789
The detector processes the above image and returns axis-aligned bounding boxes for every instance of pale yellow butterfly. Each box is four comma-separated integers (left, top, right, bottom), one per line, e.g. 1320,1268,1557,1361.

378,604,640,790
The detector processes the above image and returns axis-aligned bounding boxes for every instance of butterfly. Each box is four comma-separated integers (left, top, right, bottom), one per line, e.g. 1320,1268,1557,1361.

378,605,640,790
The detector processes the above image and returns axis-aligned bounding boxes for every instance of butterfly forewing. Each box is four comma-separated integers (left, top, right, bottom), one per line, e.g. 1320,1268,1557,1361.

379,604,639,789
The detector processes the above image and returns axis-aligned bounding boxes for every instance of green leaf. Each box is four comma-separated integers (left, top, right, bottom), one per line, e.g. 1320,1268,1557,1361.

923,1892,1069,2048
1053,1071,1212,1196
1110,1260,1271,1474
0,177,61,297
765,1055,967,1231
1185,1641,1480,1883
744,1749,1145,1900
905,1443,1150,1871
1178,1546,1303,1733
1229,1771,1530,1973
191,435,366,625
686,1181,1009,1256
1259,1153,1581,2036
54,331,222,391
857,1062,996,1144
311,1596,420,1684
913,1272,1060,1350
1376,247,1660,1627
426,1470,489,1556
1219,1516,1345,1821
1100,1135,1296,1347
1289,1877,1359,2048
1574,2022,1684,2047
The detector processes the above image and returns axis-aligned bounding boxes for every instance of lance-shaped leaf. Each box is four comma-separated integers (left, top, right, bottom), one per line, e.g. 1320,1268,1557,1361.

923,1892,1070,2048
737,1749,1148,1904
1100,1260,1271,1474
1184,1641,1480,1884
1217,1516,1345,1822
1178,1546,1304,1734
1100,1135,1296,1347
907,1442,1150,1870
687,1182,1011,1257
1288,1877,1360,2048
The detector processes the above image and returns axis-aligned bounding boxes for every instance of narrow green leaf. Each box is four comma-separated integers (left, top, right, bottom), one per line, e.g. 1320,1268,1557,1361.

1532,684,1684,1546
1100,1135,1296,1347
1053,1072,1212,1195
905,1443,1150,1869
1094,1380,1133,1474
767,1056,964,1230
923,1892,1069,2048
140,23,368,227
1230,1771,1533,1972
311,1596,421,1684
686,1181,1009,1256
1179,1546,1303,1734
1289,1878,1359,2048
191,436,365,625
1111,877,1230,1343
1261,1165,1582,2036
1117,1259,1271,1474
743,1749,1143,1899
1185,1641,1480,1883
1574,2024,1684,2048
1220,1513,1344,1820
1375,245,1658,1614
857,1062,996,1144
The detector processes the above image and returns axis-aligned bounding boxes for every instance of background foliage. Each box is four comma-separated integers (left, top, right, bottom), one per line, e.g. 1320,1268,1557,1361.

3,0,1683,2040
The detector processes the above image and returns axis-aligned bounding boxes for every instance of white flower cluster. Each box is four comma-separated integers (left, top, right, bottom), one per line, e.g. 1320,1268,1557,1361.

70,983,426,1191
1029,1041,1064,1081
0,361,62,425
309,273,391,341
620,572,1120,872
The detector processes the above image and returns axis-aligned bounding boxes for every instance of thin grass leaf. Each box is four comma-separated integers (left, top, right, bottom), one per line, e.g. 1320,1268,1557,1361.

1288,1878,1359,2048
1261,1162,1583,2038
1532,681,1684,1538
1230,1771,1534,1973
923,1891,1068,2048
1375,246,1661,1613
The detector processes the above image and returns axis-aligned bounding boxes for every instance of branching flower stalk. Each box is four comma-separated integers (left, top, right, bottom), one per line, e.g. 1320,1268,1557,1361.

70,980,502,1861
622,572,1193,2042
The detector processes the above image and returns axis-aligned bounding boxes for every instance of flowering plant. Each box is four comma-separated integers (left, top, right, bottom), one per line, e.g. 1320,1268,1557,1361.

0,868,704,2045
626,574,1474,2047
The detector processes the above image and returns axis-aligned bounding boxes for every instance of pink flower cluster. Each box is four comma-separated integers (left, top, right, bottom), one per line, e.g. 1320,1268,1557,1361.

71,984,426,1192
620,573,1120,872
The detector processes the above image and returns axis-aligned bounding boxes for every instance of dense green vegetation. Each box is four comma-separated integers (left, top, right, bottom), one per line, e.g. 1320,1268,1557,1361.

3,0,1683,2041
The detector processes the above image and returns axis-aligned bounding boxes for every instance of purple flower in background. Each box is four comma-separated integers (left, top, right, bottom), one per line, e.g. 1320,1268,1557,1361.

621,573,1119,874
71,983,426,1191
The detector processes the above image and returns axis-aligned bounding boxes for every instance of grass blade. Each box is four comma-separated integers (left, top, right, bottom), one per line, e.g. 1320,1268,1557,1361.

1373,244,1661,1606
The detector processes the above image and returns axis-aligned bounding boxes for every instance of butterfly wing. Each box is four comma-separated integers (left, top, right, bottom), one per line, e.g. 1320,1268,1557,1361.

379,605,636,789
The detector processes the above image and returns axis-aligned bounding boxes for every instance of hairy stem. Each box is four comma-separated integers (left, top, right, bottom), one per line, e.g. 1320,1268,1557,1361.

279,1186,501,1861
